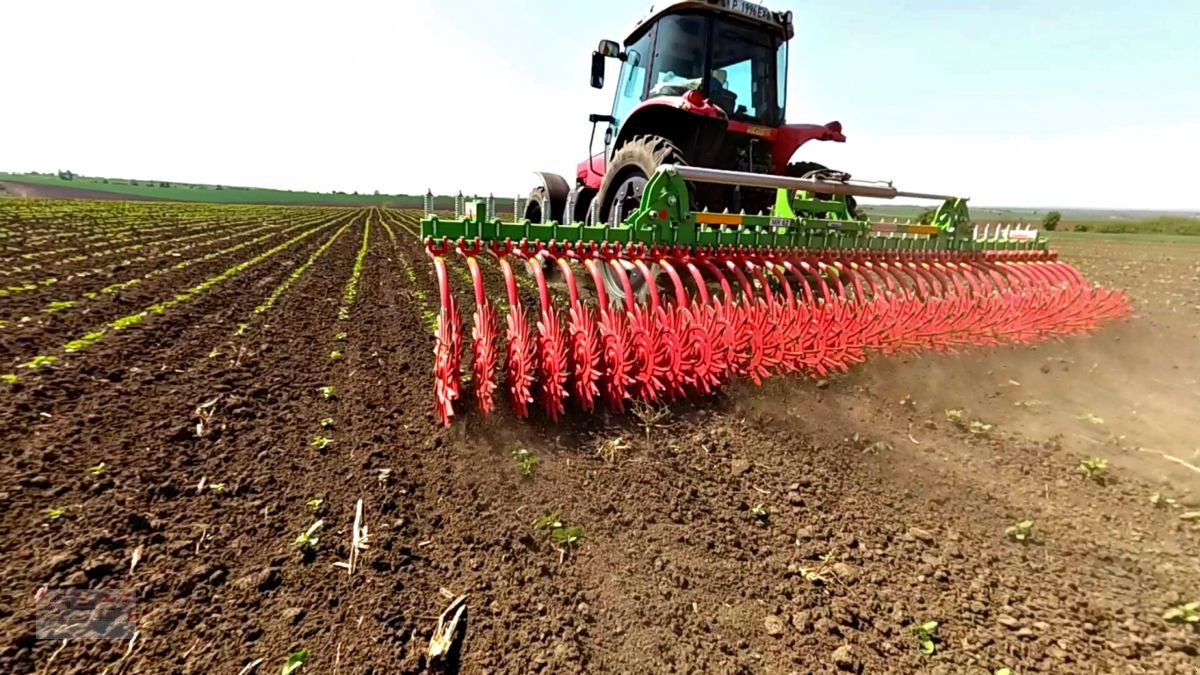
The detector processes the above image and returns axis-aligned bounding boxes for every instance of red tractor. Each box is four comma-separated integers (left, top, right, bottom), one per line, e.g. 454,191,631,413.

525,0,853,226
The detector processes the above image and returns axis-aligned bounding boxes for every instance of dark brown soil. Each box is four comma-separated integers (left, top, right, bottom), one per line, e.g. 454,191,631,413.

1,202,1197,674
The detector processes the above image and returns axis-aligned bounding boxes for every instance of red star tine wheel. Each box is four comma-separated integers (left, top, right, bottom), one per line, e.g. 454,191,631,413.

523,245,569,420
558,256,601,412
459,241,498,415
428,244,461,427
495,248,535,419
585,257,634,412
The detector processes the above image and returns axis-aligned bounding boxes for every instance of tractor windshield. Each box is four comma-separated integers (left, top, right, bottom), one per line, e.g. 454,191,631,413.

711,17,785,125
644,13,786,126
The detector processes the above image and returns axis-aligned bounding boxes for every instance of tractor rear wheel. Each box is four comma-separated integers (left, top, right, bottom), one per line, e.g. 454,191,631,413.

597,134,688,225
523,186,546,223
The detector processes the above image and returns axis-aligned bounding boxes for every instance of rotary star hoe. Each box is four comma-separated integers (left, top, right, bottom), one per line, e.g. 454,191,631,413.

421,0,1130,425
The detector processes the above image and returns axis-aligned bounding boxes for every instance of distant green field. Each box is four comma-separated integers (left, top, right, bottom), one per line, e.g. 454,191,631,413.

0,172,426,205
862,204,1037,222
1045,230,1200,245
1063,216,1200,236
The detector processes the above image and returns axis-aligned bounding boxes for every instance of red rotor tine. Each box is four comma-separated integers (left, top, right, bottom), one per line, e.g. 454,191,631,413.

746,261,786,377
430,248,461,427
497,254,535,418
697,258,739,380
526,249,569,420
719,257,769,382
463,250,498,415
679,259,727,392
635,258,685,399
662,256,719,395
558,257,601,412
586,258,634,411
622,258,667,402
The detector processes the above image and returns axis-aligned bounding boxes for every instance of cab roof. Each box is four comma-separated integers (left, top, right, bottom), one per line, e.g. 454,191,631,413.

625,0,794,45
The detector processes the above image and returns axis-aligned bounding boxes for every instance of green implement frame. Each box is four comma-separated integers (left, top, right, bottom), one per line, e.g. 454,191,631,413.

421,165,1044,253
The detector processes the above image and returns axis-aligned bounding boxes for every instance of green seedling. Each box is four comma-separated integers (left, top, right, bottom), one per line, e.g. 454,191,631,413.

310,435,332,450
1163,602,1199,625
294,520,323,551
209,482,226,494
329,350,342,361
1149,492,1177,508
307,498,324,514
333,332,346,341
534,513,562,530
915,620,939,655
968,420,994,435
533,512,585,558
512,448,540,477
45,300,75,313
751,503,769,521
319,385,334,399
319,417,334,429
1078,412,1105,425
88,462,107,475
551,525,585,549
45,507,66,520
995,669,1013,675
20,355,58,369
1181,512,1200,523
944,408,965,426
234,323,248,336
1006,519,1035,543
207,347,221,359
1078,457,1110,484
281,648,310,675
1,374,17,384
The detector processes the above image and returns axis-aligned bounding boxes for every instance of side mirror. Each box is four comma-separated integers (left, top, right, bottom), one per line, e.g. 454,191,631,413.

591,51,606,89
596,39,621,58
591,39,622,89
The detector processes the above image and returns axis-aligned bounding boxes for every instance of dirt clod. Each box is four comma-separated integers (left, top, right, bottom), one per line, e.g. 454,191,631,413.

831,561,859,584
907,526,937,545
730,458,752,475
764,614,787,637
831,644,859,671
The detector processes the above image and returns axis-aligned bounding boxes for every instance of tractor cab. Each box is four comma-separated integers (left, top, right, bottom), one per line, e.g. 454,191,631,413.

602,1,792,132
527,0,844,228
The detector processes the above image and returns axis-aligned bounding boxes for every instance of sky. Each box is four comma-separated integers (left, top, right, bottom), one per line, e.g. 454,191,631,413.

1,0,1197,209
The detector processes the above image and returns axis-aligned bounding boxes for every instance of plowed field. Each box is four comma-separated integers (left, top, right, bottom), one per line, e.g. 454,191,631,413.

2,200,1197,674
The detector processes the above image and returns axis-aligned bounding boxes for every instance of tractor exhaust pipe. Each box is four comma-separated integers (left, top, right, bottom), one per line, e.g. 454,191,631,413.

658,165,961,202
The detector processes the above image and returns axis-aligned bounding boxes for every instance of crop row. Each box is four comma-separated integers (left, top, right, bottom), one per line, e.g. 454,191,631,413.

0,219,296,301
5,218,337,380
0,208,235,261
0,201,340,262
0,214,307,280
8,218,327,325
378,211,438,331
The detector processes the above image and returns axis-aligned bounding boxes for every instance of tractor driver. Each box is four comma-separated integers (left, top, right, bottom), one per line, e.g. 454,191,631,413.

707,68,739,114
